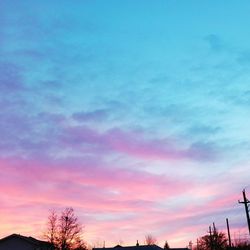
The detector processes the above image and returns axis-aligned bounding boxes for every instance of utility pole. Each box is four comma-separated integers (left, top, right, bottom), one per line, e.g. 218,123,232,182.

213,222,216,232
209,226,213,250
238,189,250,236
226,218,232,248
212,222,219,249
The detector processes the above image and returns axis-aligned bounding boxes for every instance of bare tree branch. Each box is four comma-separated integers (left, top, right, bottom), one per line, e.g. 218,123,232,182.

44,208,86,250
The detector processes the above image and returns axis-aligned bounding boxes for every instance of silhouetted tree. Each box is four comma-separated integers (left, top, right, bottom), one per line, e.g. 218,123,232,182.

145,234,157,245
163,240,170,249
196,229,227,250
233,238,250,250
45,208,86,250
44,210,58,246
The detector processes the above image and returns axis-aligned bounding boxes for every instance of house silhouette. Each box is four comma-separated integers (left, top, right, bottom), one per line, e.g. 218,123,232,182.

93,243,189,250
0,234,54,250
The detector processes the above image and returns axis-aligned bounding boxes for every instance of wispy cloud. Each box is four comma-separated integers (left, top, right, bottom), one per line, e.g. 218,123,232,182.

72,109,109,122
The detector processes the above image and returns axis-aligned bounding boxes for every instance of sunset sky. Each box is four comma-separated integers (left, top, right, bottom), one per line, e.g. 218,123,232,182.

1,0,250,248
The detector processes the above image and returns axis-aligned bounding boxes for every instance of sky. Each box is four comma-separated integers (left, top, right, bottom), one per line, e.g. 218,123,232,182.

1,0,250,248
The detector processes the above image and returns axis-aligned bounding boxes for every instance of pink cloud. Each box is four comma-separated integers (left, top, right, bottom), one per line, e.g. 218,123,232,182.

0,156,246,248
0,156,192,241
0,157,191,206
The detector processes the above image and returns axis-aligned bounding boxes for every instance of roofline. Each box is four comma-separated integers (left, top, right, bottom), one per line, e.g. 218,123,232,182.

0,233,52,246
93,244,163,249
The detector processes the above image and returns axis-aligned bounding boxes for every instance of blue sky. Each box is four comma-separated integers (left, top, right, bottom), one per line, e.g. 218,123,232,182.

1,0,250,247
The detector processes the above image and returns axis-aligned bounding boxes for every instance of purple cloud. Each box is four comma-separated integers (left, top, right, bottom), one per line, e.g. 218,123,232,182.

72,109,108,122
59,125,218,162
